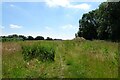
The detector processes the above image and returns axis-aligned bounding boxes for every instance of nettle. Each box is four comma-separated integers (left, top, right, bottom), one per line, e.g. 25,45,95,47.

21,44,55,62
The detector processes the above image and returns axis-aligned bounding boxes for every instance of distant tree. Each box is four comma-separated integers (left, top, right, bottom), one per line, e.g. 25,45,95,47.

19,35,27,40
35,36,44,40
7,34,18,38
46,37,53,40
7,35,13,38
12,34,18,38
1,36,6,38
27,36,34,40
54,39,62,40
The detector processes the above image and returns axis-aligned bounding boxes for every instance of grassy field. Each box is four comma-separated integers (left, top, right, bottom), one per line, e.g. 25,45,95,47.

2,40,118,78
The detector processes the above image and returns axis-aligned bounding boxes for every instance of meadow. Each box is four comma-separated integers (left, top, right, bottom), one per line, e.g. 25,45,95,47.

2,40,118,78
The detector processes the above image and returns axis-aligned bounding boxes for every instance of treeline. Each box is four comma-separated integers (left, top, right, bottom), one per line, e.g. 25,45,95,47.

77,2,120,42
0,34,62,42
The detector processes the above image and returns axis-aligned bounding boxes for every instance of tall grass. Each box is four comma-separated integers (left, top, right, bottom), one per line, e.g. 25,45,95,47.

2,40,118,78
21,43,55,62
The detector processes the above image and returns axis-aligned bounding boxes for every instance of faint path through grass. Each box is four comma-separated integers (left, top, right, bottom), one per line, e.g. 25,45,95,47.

56,42,65,78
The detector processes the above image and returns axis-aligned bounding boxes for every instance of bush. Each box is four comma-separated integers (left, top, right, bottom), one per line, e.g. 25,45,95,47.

22,45,36,61
21,44,55,62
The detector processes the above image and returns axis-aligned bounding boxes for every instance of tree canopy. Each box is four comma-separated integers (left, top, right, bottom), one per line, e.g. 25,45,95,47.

77,2,120,41
1,34,62,42
35,36,44,40
46,37,53,40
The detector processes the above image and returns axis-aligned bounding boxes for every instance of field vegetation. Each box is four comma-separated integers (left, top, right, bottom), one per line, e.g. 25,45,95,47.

1,1,120,78
2,40,118,78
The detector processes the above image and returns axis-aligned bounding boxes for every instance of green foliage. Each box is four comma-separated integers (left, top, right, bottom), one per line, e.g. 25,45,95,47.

19,35,27,40
35,36,44,40
77,2,120,41
46,37,53,40
106,2,120,41
27,36,34,40
21,43,55,62
35,44,55,62
1,38,24,42
78,10,98,40
1,34,45,41
22,45,36,61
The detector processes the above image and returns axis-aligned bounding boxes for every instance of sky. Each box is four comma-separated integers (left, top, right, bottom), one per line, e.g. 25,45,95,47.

1,0,104,40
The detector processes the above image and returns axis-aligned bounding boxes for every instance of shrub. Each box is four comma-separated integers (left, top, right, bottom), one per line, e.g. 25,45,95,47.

22,45,36,61
21,44,55,62
35,45,55,62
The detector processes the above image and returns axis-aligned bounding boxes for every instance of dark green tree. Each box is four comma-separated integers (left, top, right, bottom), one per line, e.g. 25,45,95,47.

106,2,120,41
78,10,98,40
27,36,34,40
35,36,44,40
77,1,120,41
46,37,53,40
19,35,27,40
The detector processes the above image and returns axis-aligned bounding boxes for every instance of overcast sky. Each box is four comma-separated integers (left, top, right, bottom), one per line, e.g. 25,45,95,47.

1,0,104,40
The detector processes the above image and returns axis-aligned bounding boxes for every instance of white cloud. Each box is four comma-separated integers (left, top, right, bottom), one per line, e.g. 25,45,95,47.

45,0,69,7
10,24,22,29
68,3,91,10
61,24,77,30
45,0,91,10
